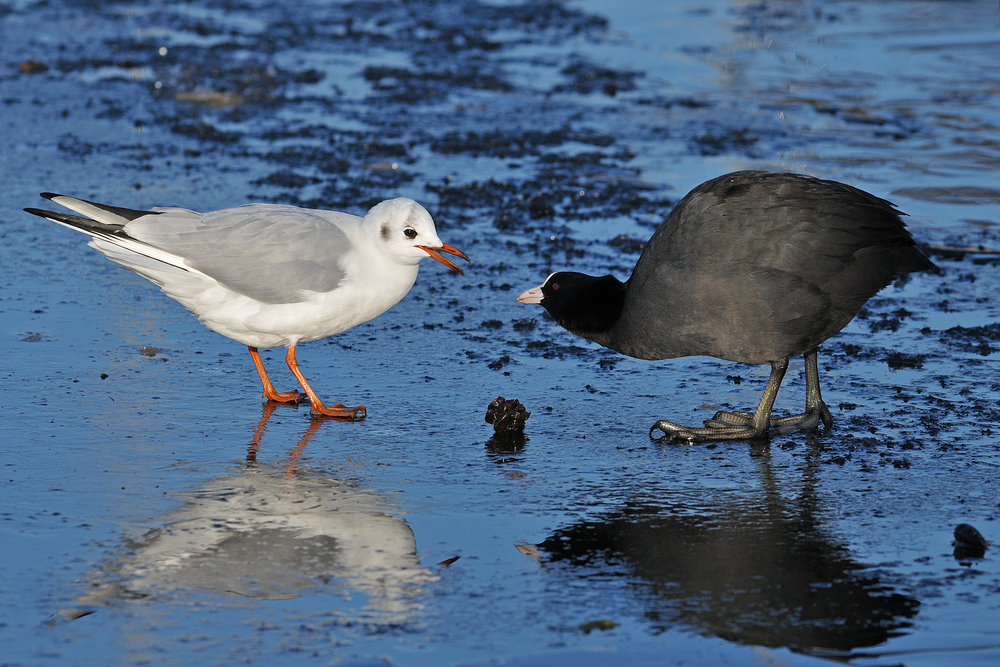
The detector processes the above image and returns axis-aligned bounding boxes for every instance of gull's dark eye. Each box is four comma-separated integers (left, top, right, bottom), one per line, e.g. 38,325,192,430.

404,228,417,239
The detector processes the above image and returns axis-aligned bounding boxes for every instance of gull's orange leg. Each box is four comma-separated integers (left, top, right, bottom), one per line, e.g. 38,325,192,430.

248,346,303,403
284,343,366,420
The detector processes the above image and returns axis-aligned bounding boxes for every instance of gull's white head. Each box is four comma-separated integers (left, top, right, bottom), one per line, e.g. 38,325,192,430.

365,198,469,274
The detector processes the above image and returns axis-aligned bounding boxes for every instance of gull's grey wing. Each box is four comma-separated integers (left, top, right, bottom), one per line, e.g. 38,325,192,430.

126,204,355,304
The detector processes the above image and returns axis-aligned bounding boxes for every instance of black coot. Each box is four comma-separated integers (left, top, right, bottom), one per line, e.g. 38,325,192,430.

517,171,936,442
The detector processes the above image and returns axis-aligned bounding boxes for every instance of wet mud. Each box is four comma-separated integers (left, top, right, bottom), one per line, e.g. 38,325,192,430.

2,0,999,665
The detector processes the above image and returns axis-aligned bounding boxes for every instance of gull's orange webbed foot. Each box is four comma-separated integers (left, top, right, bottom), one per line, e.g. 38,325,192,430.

283,344,366,420
312,402,366,420
262,387,305,404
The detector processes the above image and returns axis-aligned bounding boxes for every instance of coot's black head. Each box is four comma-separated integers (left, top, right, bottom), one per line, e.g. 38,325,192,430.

517,271,625,338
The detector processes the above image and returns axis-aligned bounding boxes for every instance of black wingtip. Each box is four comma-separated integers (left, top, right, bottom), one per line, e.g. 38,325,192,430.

40,192,60,201
24,206,114,233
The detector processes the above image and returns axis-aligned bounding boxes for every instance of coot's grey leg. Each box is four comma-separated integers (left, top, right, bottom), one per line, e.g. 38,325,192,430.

703,349,833,434
650,359,789,443
770,348,833,433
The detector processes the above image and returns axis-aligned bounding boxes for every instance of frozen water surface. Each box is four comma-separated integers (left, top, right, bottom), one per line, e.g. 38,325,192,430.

1,0,999,665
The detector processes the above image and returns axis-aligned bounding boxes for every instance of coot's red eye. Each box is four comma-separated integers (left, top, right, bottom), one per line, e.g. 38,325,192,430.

551,283,559,291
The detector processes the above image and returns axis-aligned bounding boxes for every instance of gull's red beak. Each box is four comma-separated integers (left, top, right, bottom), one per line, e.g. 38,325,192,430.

417,242,471,275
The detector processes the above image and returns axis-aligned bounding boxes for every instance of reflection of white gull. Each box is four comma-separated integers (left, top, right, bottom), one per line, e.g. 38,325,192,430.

63,427,433,625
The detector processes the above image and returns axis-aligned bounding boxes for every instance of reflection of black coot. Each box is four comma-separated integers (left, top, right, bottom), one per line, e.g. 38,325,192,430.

518,171,936,442
539,502,920,653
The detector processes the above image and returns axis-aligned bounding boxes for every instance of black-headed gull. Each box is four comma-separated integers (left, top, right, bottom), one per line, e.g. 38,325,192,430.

25,194,470,419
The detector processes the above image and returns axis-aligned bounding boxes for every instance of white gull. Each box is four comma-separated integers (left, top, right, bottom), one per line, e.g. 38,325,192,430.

25,194,470,419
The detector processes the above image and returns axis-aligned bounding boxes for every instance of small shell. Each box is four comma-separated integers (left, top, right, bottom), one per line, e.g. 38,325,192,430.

485,396,531,433
954,523,987,548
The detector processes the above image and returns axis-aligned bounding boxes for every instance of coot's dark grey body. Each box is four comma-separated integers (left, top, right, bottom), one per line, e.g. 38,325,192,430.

518,171,936,442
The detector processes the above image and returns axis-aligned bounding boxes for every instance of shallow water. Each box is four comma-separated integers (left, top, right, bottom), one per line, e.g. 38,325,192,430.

1,0,999,665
